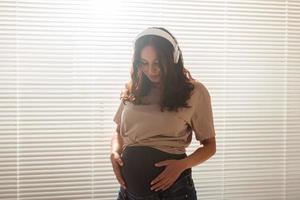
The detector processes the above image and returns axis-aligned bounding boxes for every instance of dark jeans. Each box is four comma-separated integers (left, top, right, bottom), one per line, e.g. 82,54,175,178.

116,173,197,200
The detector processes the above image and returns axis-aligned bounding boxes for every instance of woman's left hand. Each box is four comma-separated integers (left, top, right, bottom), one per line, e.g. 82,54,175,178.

150,159,187,192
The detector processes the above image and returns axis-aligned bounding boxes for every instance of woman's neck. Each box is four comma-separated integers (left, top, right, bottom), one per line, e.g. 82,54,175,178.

151,82,161,89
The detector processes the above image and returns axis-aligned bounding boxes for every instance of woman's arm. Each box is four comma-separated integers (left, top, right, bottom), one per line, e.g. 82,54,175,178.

110,124,124,154
180,137,216,169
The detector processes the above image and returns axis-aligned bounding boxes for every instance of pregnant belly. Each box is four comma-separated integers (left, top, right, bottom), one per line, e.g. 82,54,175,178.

120,145,191,196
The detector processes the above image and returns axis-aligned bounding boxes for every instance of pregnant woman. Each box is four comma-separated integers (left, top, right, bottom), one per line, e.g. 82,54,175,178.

110,27,216,200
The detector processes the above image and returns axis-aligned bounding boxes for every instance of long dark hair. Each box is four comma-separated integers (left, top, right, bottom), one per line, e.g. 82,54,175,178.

120,27,196,112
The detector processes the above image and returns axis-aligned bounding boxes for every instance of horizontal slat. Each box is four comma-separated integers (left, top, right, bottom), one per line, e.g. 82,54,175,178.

0,0,299,199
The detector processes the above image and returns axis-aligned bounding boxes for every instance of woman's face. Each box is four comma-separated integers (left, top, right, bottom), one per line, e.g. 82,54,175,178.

139,45,161,85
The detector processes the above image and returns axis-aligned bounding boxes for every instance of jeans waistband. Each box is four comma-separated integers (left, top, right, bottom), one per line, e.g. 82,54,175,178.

120,172,193,200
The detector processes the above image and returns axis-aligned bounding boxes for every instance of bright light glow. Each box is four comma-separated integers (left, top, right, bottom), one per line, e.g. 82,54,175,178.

89,0,122,20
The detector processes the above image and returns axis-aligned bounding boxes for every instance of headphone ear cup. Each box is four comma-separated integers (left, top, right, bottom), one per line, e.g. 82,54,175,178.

174,48,180,63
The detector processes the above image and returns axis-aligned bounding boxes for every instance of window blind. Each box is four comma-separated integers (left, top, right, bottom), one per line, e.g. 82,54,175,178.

0,0,299,199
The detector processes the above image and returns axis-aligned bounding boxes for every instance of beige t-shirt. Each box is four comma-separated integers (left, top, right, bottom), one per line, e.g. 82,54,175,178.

113,80,216,154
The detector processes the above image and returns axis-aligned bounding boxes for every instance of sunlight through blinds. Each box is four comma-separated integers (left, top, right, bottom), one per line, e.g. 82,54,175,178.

0,0,299,200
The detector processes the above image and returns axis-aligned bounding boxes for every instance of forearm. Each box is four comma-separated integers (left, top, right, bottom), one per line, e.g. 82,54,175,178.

110,131,124,154
181,145,216,169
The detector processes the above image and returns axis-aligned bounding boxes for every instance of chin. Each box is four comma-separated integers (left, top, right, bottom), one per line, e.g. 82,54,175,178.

148,77,159,82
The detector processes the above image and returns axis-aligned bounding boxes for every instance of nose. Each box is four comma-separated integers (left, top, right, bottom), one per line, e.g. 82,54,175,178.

149,65,160,75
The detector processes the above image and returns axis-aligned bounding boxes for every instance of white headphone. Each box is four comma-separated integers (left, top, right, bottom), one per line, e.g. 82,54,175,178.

133,27,181,64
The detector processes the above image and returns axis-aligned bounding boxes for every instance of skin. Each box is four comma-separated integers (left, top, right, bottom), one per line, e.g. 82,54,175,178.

150,137,216,191
139,45,217,192
110,125,126,189
139,45,161,88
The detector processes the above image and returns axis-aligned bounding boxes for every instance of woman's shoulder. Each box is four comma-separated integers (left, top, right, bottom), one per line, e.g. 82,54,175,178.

189,79,211,100
192,80,211,105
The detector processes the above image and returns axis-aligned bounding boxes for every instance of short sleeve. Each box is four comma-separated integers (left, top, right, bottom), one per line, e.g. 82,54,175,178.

191,83,216,142
113,100,125,125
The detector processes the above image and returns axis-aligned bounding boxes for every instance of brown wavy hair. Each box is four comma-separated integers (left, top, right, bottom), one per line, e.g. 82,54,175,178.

120,27,196,112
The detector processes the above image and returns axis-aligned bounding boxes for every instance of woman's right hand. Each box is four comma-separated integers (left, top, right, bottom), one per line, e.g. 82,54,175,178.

110,151,126,189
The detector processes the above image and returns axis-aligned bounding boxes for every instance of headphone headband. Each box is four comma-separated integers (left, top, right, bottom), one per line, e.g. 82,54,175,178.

133,28,180,63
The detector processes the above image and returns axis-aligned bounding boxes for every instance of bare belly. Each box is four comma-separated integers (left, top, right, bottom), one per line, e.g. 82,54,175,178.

120,145,191,196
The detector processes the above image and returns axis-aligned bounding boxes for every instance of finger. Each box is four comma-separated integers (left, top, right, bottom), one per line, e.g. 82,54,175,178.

118,158,124,166
151,170,168,185
161,180,173,191
112,154,123,166
151,179,169,191
110,152,119,161
117,176,125,185
113,157,124,168
113,164,126,186
111,157,127,189
116,171,125,184
116,173,126,188
155,160,169,167
159,179,173,191
112,162,119,171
